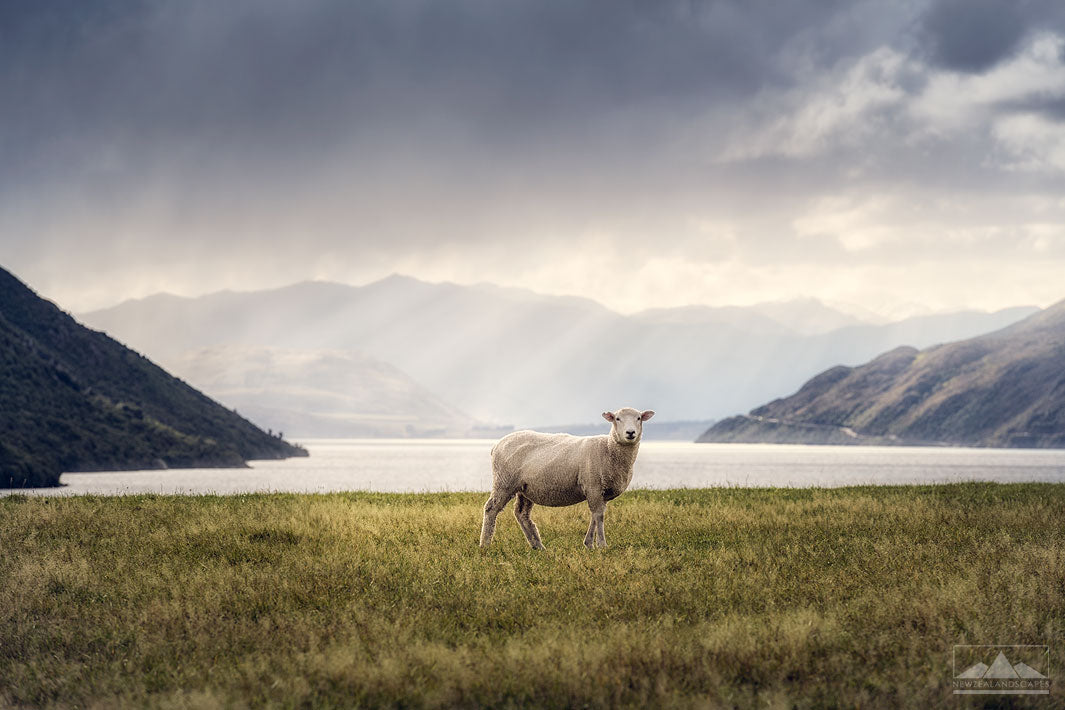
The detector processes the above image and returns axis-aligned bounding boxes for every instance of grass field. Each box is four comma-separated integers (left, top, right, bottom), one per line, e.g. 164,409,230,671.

2,484,1063,708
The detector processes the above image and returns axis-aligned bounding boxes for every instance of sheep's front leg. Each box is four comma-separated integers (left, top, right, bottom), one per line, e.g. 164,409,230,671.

596,504,607,548
584,516,597,548
584,495,607,549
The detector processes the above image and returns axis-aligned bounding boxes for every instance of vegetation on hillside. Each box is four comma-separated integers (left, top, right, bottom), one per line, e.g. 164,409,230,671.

700,300,1065,447
0,267,306,488
2,485,1061,708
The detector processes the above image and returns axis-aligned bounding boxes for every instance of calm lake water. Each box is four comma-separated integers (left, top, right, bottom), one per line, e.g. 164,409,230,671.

7,439,1065,496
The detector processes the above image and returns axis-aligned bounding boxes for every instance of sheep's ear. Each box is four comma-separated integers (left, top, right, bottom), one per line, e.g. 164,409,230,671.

640,410,655,421
602,411,616,422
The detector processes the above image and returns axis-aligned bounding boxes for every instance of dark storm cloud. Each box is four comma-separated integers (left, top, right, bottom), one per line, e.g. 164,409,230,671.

0,0,886,186
918,0,1027,73
916,0,1065,73
3,0,1065,314
1,0,902,266
998,93,1065,122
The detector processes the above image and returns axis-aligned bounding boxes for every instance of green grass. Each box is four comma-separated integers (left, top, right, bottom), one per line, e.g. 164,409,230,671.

2,484,1063,708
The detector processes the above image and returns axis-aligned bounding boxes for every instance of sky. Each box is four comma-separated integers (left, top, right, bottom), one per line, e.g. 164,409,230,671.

3,0,1065,317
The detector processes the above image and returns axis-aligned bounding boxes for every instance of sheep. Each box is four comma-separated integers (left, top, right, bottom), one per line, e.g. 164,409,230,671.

479,407,655,549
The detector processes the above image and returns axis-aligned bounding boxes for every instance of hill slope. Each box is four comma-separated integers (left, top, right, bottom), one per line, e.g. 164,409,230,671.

166,346,489,438
0,267,306,488
698,301,1065,447
80,275,1037,427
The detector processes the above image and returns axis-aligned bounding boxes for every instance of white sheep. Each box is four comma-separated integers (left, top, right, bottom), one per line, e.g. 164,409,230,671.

479,407,655,549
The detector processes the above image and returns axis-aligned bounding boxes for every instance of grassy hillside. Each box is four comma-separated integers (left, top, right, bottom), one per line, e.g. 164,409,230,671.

0,267,306,488
2,485,1062,708
700,300,1065,447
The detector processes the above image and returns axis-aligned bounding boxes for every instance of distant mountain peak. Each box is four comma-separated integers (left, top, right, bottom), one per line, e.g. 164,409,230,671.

376,273,423,286
747,298,865,335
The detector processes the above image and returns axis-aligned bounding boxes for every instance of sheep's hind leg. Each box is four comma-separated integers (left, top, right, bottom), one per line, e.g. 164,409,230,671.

514,493,545,550
480,489,516,547
584,496,607,549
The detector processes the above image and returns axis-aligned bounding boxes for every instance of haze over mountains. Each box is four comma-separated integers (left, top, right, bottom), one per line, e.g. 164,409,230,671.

630,298,871,336
169,346,492,438
80,275,1038,434
699,300,1065,448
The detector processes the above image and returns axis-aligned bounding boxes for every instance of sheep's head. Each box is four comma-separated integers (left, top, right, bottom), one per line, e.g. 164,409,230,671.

603,407,655,445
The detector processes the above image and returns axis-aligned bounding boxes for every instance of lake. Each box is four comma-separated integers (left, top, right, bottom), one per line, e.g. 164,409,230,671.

7,439,1065,496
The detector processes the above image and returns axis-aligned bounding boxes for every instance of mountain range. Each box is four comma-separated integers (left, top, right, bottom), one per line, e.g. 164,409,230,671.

80,275,1038,431
698,300,1065,447
0,266,305,488
167,346,497,438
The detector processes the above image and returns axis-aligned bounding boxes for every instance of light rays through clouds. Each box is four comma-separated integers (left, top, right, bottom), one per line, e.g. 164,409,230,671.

2,0,1065,315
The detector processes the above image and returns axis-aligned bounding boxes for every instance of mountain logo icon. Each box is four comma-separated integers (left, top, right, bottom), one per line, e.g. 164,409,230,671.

958,651,1047,680
953,645,1050,695
955,662,987,679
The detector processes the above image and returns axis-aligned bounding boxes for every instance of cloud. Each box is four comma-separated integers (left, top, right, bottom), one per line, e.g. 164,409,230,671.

999,93,1065,122
909,33,1065,173
714,47,916,162
3,1,1065,316
992,113,1065,172
918,0,1028,73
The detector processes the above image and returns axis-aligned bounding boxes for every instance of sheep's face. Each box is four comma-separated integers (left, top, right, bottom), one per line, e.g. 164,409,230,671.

603,407,655,445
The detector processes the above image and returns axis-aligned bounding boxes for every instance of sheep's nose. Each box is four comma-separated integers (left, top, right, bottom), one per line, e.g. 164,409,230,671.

625,430,636,439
